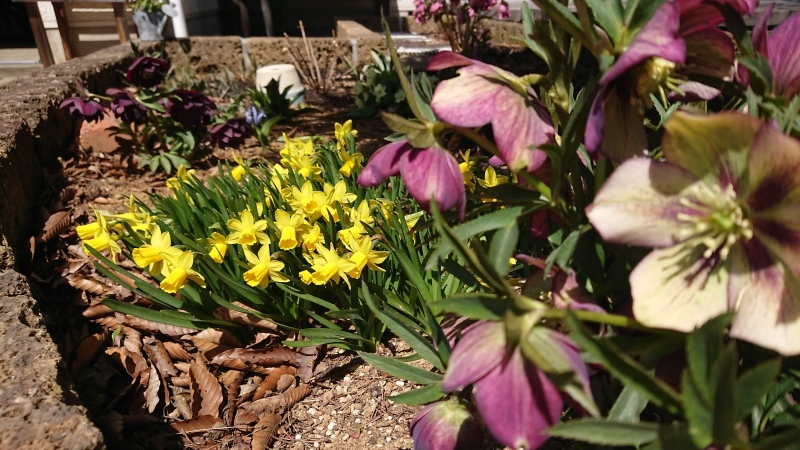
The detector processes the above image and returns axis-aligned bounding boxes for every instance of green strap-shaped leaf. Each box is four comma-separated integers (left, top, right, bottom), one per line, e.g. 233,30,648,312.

389,382,446,406
358,352,443,385
547,419,661,446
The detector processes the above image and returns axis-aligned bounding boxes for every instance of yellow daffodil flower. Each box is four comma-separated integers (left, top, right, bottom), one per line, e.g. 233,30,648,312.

273,209,307,250
132,225,182,275
206,232,228,263
334,120,358,150
77,205,110,241
226,210,269,246
167,165,196,190
321,180,356,221
231,153,247,182
370,199,395,222
345,236,389,278
338,148,363,178
299,223,325,251
160,251,205,293
478,167,509,188
289,154,323,181
459,150,478,192
280,134,315,165
243,245,289,288
83,229,122,263
288,182,326,221
300,244,356,287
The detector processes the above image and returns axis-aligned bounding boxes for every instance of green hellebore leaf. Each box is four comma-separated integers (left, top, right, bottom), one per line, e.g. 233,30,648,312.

547,419,662,446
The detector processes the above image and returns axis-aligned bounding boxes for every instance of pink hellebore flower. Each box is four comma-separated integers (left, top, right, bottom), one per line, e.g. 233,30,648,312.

428,51,556,173
587,111,800,356
358,139,466,220
443,322,590,449
750,7,800,98
410,398,483,450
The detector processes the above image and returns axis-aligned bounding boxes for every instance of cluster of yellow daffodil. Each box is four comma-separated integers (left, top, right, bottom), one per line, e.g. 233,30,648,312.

80,121,423,300
459,150,515,195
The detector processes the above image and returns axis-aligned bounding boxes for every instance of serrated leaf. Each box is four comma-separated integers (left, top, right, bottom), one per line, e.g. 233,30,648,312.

547,419,660,446
736,359,781,420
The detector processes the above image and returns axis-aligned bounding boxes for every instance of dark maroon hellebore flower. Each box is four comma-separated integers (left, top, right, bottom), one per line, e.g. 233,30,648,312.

165,90,216,128
126,56,170,88
210,118,252,149
750,6,800,99
106,88,147,124
60,97,105,123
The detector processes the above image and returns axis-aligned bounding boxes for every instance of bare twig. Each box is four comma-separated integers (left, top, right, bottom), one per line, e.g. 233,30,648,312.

283,21,340,93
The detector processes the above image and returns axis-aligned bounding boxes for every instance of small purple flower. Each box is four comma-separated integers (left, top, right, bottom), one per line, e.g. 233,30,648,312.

165,90,216,128
410,398,483,450
210,118,252,149
749,7,800,99
126,56,170,88
106,88,147,124
358,139,466,221
245,106,267,125
497,1,510,19
60,97,105,123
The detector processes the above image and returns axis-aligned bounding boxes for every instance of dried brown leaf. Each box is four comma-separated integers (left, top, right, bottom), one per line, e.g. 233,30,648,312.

67,274,107,295
94,315,122,330
253,366,296,401
276,374,295,392
60,186,76,204
122,326,143,355
71,333,105,377
173,393,194,420
82,303,114,319
163,341,193,361
143,337,178,377
172,376,191,387
193,328,243,348
219,370,245,426
117,313,198,336
174,362,191,373
251,414,281,450
105,347,148,379
145,365,161,413
191,337,234,360
210,347,297,368
296,347,318,383
190,360,223,418
170,415,224,434
41,210,70,242
213,304,278,331
244,384,310,417
60,258,88,276
233,408,259,427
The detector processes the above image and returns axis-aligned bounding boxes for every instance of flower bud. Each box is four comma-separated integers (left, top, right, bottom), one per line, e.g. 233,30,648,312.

410,399,483,450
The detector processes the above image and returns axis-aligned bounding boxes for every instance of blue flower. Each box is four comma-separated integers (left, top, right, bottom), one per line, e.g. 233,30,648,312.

245,106,267,125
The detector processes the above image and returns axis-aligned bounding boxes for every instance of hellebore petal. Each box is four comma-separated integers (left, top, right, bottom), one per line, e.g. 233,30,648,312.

473,348,562,450
729,241,800,356
746,126,800,275
546,329,594,402
358,140,410,187
553,270,605,313
410,399,484,450
430,52,555,172
631,247,729,333
751,3,771,56
402,147,466,220
599,2,685,87
442,321,505,392
427,51,476,71
587,158,702,248
668,81,721,102
662,112,760,185
765,12,800,98
585,85,649,161
681,26,735,79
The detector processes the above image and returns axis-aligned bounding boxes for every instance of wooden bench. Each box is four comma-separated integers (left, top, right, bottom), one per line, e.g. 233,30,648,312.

12,0,130,67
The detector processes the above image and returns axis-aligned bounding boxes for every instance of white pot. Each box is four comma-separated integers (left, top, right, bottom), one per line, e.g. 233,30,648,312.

256,64,305,105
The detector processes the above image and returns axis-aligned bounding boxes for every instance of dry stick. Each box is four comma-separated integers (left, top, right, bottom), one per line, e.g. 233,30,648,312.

299,22,323,90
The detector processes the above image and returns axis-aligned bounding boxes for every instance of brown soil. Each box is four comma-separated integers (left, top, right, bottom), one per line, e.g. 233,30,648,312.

27,76,445,450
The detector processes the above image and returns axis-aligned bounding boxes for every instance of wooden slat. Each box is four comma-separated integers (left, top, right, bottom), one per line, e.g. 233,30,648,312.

52,3,74,60
112,3,129,43
23,2,54,67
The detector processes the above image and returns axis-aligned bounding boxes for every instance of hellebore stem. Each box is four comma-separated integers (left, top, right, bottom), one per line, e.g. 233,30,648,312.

540,308,684,338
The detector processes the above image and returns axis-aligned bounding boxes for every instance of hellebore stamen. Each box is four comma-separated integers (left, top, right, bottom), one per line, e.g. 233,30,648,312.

631,57,677,99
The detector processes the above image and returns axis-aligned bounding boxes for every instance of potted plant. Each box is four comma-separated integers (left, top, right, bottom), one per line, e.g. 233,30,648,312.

130,0,178,41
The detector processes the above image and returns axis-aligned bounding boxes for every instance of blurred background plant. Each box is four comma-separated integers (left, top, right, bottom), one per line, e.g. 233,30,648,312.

283,21,341,94
412,0,510,56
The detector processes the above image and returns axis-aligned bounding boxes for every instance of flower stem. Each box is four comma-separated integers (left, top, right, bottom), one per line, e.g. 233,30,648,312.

540,308,684,338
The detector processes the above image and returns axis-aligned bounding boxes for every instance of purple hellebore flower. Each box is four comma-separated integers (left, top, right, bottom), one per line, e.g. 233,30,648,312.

106,88,147,124
429,51,556,173
587,111,800,356
126,56,170,88
165,90,216,128
410,398,484,450
497,1,510,19
60,97,105,123
443,322,590,449
210,118,252,149
749,7,800,98
585,0,757,161
358,139,466,221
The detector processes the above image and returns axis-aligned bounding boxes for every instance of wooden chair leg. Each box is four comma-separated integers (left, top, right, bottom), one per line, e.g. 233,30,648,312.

23,3,54,67
52,3,74,60
112,3,130,43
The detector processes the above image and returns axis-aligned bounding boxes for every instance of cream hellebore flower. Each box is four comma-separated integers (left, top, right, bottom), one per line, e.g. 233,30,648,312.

587,111,800,355
243,245,289,289
160,251,205,293
226,209,269,246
